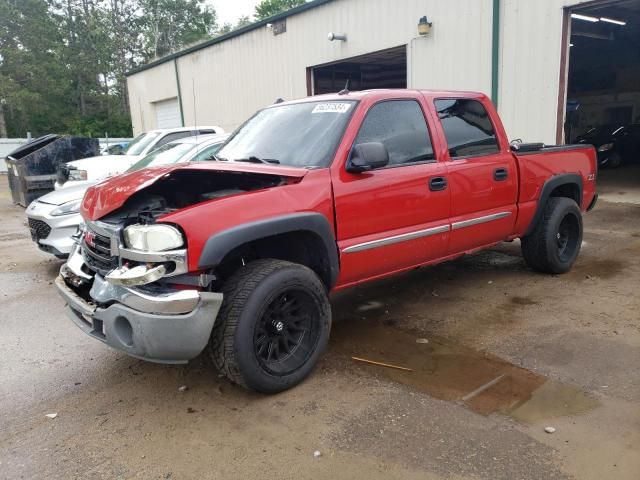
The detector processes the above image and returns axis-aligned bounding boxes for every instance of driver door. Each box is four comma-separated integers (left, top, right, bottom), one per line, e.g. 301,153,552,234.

332,99,451,287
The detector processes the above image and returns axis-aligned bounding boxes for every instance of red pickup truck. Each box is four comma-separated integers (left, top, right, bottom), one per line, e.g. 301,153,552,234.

56,89,597,393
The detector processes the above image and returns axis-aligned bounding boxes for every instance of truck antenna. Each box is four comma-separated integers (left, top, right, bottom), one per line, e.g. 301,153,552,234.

338,79,350,95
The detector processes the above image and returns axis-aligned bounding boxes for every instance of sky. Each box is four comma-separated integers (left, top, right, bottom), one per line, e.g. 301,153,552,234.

206,0,262,26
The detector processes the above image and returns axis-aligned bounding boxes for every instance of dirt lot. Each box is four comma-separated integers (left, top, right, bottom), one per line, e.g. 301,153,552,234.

1,169,639,480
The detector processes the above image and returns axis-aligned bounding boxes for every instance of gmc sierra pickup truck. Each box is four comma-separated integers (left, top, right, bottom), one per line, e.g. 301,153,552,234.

56,89,597,393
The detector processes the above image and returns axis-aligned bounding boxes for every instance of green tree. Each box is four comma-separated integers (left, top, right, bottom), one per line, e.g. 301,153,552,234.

140,0,218,59
0,0,220,137
254,0,306,20
217,14,253,36
0,0,74,136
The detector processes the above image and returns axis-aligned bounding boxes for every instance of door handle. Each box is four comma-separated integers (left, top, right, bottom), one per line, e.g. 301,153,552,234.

494,168,508,181
429,176,448,191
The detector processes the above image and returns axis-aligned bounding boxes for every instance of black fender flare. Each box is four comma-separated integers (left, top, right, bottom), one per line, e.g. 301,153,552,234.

197,212,340,288
525,173,583,236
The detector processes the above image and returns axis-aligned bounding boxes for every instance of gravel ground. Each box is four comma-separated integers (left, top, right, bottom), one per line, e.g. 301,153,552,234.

1,168,639,480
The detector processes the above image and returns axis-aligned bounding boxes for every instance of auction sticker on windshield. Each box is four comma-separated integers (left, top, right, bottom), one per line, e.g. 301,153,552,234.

312,103,352,114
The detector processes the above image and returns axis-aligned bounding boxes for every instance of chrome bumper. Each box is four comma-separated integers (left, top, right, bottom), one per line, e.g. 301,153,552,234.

56,256,223,364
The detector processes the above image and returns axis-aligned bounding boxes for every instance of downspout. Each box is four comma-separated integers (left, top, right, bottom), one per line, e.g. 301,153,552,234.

173,58,185,127
491,0,500,107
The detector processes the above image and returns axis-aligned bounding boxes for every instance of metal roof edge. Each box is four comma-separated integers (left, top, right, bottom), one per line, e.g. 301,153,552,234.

125,0,335,77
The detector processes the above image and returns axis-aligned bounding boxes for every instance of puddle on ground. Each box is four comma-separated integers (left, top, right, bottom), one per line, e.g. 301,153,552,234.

330,317,600,422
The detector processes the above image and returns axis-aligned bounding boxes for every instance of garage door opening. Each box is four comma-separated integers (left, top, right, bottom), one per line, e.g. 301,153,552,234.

309,46,407,95
153,97,182,129
565,0,640,174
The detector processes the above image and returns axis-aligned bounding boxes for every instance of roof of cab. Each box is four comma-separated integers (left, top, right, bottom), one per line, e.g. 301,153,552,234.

272,89,488,107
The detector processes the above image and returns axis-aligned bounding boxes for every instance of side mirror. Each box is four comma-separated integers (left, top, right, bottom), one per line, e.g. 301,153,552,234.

346,142,389,173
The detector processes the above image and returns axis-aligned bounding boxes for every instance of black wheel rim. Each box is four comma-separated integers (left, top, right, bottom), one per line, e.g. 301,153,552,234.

556,213,580,262
253,289,320,376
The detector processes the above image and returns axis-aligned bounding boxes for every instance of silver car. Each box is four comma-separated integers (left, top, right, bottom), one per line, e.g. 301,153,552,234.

27,133,229,258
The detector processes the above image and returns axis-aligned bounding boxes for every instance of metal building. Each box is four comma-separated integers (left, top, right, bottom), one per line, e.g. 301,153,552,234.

126,0,640,146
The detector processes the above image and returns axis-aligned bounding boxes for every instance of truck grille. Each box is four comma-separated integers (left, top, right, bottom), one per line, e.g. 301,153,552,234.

82,228,117,275
28,218,51,241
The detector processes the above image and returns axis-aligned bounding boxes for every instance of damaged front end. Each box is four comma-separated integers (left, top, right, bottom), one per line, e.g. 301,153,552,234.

56,217,222,364
56,165,301,362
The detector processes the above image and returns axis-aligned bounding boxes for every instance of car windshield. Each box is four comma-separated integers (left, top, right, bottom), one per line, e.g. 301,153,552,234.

124,132,161,156
126,142,195,172
215,100,357,168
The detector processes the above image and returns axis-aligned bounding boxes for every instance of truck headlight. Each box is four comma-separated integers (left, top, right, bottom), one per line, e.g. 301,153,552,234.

68,169,88,181
123,224,184,251
50,199,82,216
597,143,614,152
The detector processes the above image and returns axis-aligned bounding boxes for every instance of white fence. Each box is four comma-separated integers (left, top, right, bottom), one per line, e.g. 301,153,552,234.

0,138,131,172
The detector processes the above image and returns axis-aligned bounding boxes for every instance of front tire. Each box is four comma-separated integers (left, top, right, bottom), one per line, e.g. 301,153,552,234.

521,197,583,274
208,259,331,393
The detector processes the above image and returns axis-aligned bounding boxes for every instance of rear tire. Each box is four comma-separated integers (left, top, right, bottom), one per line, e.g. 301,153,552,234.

608,152,622,168
521,197,583,274
208,259,331,393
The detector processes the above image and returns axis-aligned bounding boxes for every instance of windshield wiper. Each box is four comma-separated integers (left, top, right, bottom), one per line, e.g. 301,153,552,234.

214,155,228,161
234,156,280,164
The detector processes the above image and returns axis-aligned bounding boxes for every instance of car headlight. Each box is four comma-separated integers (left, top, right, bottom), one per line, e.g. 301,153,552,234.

123,224,184,251
68,169,88,181
597,143,614,152
50,199,82,216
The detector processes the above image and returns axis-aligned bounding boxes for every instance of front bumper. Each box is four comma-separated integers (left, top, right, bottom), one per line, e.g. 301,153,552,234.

26,201,81,256
56,256,223,364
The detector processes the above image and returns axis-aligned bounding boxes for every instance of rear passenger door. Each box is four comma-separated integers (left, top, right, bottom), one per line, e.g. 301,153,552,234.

434,98,517,253
333,99,450,286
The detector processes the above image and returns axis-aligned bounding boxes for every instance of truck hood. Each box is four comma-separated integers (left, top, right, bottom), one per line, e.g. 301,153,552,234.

81,162,309,221
65,154,141,183
36,182,96,206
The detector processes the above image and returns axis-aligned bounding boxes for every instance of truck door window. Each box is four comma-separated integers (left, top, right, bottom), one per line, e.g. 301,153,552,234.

435,99,499,159
354,100,434,166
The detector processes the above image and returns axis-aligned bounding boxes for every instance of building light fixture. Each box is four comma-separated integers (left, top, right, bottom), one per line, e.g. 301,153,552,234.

571,13,599,23
570,43,574,47
418,16,432,35
327,32,347,42
600,17,626,26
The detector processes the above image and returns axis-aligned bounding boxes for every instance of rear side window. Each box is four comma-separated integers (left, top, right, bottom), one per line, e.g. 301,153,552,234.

435,99,499,158
354,100,434,166
155,131,192,148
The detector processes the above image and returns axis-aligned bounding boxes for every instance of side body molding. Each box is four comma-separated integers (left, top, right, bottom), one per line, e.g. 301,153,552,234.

198,212,340,287
525,173,583,236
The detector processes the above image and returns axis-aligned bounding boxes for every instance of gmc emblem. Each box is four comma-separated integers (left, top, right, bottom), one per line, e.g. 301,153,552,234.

85,231,96,248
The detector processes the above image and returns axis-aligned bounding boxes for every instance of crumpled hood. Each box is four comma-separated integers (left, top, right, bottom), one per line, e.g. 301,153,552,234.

81,162,309,221
36,181,96,206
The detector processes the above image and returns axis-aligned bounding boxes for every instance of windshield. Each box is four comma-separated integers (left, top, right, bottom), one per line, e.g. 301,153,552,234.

124,132,161,156
216,100,357,168
126,142,195,172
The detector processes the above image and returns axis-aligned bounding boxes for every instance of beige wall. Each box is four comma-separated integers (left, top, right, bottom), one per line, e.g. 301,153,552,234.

127,60,180,133
127,0,594,144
